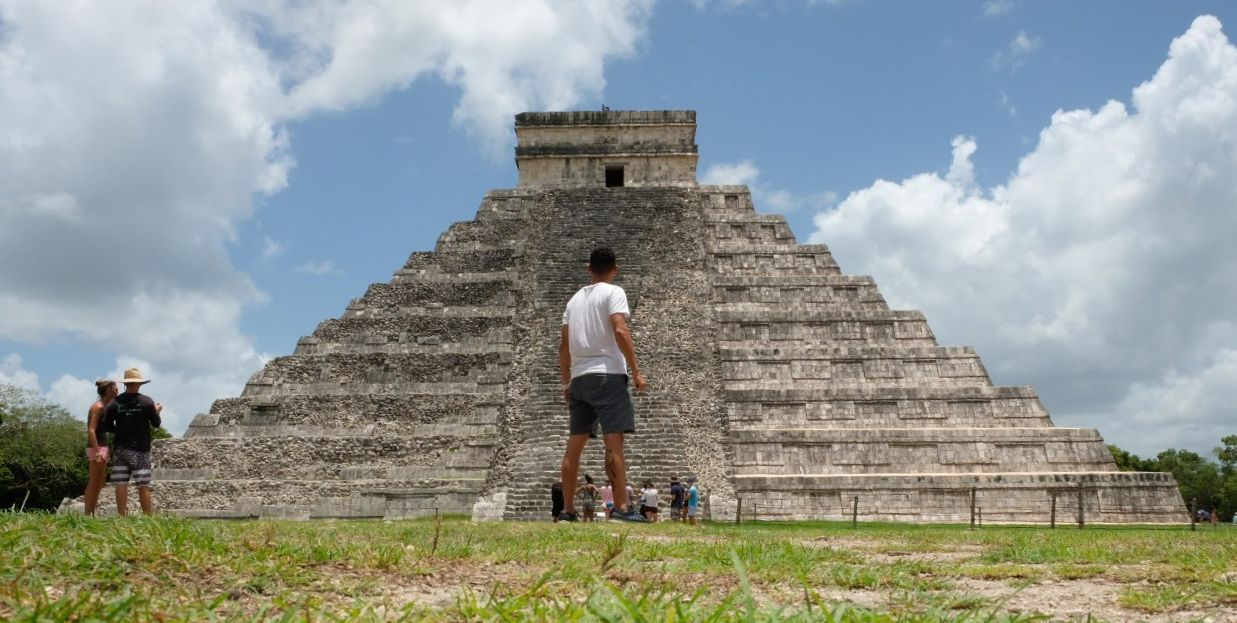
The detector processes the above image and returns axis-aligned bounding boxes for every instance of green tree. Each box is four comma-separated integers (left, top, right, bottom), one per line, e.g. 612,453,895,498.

1108,445,1157,471
1154,448,1223,514
0,383,89,510
1215,434,1237,476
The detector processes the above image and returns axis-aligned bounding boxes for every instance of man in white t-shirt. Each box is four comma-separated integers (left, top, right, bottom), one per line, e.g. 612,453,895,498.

557,248,648,523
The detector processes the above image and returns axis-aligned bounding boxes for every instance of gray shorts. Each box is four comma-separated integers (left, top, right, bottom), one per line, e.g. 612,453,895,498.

569,374,635,435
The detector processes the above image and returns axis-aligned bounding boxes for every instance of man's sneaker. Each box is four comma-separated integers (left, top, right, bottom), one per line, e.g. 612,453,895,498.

610,508,648,523
558,511,579,522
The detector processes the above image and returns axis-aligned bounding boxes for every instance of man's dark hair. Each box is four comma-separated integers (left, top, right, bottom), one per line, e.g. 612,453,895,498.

588,247,617,273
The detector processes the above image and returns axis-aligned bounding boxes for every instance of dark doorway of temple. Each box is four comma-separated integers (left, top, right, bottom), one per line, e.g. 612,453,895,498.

605,165,625,187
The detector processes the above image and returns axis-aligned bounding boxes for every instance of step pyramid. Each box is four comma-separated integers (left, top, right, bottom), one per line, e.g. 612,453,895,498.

153,110,1186,523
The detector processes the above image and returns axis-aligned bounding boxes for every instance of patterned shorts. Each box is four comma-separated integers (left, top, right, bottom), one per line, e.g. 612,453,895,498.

85,446,109,462
109,447,153,487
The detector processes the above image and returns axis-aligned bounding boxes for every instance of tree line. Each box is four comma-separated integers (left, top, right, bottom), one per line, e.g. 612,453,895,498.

1109,438,1237,521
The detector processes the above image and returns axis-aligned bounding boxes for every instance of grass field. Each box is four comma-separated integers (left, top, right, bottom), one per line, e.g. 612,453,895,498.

1,512,1234,622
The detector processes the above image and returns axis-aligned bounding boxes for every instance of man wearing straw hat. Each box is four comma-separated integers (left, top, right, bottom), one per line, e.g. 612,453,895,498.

103,367,163,516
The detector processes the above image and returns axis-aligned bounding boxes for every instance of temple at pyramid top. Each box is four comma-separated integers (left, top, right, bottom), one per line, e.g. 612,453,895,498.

514,110,698,188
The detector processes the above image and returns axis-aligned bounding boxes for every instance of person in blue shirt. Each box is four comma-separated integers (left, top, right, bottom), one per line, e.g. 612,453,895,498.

686,478,700,526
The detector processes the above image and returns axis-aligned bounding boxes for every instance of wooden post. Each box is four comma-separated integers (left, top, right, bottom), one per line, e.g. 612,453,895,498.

736,498,743,525
851,496,858,529
969,487,977,529
1076,481,1085,529
1190,497,1197,532
1050,492,1057,529
977,508,982,527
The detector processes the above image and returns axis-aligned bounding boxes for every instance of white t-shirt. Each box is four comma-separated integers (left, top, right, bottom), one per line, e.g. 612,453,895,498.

642,488,659,508
562,282,630,378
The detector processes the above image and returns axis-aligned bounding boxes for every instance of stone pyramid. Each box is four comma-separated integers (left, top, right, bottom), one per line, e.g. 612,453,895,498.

154,110,1186,523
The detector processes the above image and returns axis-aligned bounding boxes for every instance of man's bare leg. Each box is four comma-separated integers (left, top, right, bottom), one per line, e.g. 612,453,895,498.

115,484,129,517
137,487,154,516
603,433,628,511
559,433,590,515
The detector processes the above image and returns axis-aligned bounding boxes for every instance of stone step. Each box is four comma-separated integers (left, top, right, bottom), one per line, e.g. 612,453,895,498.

202,394,500,431
720,345,988,387
155,478,485,519
342,305,516,319
310,314,513,345
240,380,507,399
713,276,886,307
727,400,1050,429
183,422,498,439
697,186,757,215
710,245,841,276
434,217,528,250
717,310,936,346
247,352,509,388
726,385,1038,402
156,435,496,480
730,427,1115,475
730,471,1186,524
351,280,516,311
708,217,797,245
402,247,520,274
390,269,519,285
473,191,536,222
720,345,975,359
293,339,514,356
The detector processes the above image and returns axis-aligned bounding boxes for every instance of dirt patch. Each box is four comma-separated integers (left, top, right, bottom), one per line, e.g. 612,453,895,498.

800,535,982,563
954,578,1236,622
627,533,727,545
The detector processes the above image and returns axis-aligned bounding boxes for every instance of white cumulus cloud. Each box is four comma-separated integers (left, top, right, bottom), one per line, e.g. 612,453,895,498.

243,0,653,153
0,354,40,391
811,15,1237,455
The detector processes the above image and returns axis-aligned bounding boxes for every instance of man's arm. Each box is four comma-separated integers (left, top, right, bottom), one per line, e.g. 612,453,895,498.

610,313,646,391
560,325,572,402
148,397,162,429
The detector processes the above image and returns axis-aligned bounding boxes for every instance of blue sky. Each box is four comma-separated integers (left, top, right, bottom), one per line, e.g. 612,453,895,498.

2,0,1236,457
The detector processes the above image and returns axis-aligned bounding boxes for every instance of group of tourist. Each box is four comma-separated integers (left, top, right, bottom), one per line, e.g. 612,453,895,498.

551,474,702,524
83,368,163,516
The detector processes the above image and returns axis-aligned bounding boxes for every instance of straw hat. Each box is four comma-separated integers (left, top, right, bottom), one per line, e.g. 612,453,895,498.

121,367,150,385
